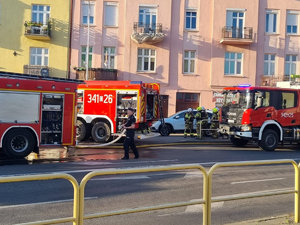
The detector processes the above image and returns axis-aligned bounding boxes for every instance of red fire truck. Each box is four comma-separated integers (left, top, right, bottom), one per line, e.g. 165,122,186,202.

0,71,82,158
219,84,300,151
76,80,160,142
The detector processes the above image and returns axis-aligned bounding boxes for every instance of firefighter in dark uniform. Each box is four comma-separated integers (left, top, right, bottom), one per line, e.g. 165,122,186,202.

195,106,203,139
184,108,194,138
210,107,219,139
121,108,139,160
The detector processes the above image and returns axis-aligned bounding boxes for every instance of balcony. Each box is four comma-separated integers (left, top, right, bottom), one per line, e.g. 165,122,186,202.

131,22,165,44
220,27,253,45
74,68,118,80
24,21,51,40
24,65,50,76
260,75,298,87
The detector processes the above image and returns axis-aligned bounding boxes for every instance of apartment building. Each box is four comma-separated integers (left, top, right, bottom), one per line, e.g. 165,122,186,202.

70,0,300,116
0,0,72,78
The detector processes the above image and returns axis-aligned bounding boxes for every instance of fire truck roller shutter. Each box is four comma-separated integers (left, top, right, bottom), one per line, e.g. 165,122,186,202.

2,127,37,158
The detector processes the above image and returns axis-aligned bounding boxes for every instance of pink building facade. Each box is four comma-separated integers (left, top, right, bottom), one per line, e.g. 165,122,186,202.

70,0,300,116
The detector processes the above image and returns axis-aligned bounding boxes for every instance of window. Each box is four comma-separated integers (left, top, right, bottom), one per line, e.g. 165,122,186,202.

264,54,275,76
103,47,116,69
185,11,197,30
81,46,93,68
285,55,297,76
266,10,278,33
224,52,242,75
281,92,297,109
32,5,50,24
183,50,196,74
139,7,157,32
30,48,48,66
253,91,270,109
137,48,156,72
287,11,299,34
104,2,118,26
82,1,95,25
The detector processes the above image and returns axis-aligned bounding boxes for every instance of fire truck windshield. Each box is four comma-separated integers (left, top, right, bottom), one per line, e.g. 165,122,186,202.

223,90,251,109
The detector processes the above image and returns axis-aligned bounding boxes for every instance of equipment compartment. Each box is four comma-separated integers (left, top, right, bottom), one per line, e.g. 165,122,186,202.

41,94,64,144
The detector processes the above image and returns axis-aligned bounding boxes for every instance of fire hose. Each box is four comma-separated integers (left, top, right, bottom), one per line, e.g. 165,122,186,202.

76,129,126,149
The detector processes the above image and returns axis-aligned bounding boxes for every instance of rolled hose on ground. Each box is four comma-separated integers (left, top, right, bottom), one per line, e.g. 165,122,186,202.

76,129,126,149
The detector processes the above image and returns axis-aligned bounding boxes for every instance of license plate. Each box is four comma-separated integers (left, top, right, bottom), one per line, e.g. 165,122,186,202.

228,119,235,123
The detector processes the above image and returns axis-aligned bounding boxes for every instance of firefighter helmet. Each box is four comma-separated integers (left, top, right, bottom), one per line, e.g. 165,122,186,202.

197,106,202,111
187,108,193,112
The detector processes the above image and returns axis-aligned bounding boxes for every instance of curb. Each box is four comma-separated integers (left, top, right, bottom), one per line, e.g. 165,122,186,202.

76,141,230,149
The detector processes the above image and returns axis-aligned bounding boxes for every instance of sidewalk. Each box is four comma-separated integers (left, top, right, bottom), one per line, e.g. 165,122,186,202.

226,215,298,225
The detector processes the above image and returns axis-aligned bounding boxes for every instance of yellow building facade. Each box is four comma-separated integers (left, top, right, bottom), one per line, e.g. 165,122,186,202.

0,0,71,78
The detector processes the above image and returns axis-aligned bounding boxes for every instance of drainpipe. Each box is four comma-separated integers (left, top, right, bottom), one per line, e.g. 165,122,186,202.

85,0,91,80
67,0,74,79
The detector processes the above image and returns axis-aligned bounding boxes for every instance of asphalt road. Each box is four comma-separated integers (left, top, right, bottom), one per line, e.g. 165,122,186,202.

0,140,300,225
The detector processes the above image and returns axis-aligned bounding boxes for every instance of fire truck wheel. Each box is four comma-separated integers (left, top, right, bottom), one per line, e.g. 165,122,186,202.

91,122,111,143
3,129,35,158
259,129,278,151
76,120,86,142
230,137,248,147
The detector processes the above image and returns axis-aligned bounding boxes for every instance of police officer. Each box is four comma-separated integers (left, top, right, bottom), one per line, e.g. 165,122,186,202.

121,108,139,160
184,108,194,138
211,107,219,139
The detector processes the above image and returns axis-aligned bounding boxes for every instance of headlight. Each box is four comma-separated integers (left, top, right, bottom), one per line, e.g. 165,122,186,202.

241,125,252,132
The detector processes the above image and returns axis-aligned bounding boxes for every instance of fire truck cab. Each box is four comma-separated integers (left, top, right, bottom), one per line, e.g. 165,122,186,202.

220,85,300,151
77,80,160,143
0,71,81,158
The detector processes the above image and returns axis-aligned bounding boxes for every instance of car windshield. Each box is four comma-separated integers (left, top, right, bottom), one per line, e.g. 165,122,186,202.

223,90,251,109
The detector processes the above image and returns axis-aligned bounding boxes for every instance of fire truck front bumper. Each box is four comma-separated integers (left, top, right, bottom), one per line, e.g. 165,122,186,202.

219,124,252,139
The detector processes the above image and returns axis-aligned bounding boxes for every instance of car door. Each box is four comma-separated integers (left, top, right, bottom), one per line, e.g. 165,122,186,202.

172,111,186,131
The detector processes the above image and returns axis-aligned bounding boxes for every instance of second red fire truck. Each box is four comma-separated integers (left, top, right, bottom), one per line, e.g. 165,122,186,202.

0,71,82,158
219,84,300,151
76,80,160,143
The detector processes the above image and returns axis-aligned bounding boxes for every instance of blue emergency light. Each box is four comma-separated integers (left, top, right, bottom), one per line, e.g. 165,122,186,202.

238,84,251,88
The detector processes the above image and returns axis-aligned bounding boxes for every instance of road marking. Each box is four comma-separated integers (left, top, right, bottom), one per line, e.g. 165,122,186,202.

0,197,97,209
91,175,150,181
231,178,285,185
184,171,203,178
185,201,224,213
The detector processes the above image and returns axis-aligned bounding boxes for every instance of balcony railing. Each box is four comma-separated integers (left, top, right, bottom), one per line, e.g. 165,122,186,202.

24,65,50,76
24,21,51,40
220,26,253,45
131,22,165,44
261,75,300,87
74,68,118,80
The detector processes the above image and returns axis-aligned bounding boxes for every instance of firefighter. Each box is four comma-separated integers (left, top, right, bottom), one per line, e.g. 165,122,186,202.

184,108,194,138
121,108,139,160
195,106,208,139
195,106,202,139
210,107,219,139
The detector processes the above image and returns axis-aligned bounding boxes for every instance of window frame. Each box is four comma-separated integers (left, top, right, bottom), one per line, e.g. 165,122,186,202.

265,9,278,34
32,5,50,25
224,52,243,76
30,47,49,66
183,50,196,74
137,48,156,72
81,1,95,25
104,1,118,27
285,54,297,76
185,10,197,30
264,54,276,76
287,11,299,35
80,46,93,68
103,46,116,69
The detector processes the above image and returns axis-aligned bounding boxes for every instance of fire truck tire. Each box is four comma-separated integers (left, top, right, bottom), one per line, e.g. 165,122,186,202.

230,137,248,147
259,129,278,151
91,122,111,143
76,120,87,142
3,129,35,158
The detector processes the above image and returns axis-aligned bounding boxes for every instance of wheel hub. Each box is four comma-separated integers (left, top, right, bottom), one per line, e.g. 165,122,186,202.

10,135,28,153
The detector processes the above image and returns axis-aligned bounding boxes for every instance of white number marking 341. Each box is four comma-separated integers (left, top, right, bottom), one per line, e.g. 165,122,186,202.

87,94,113,104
